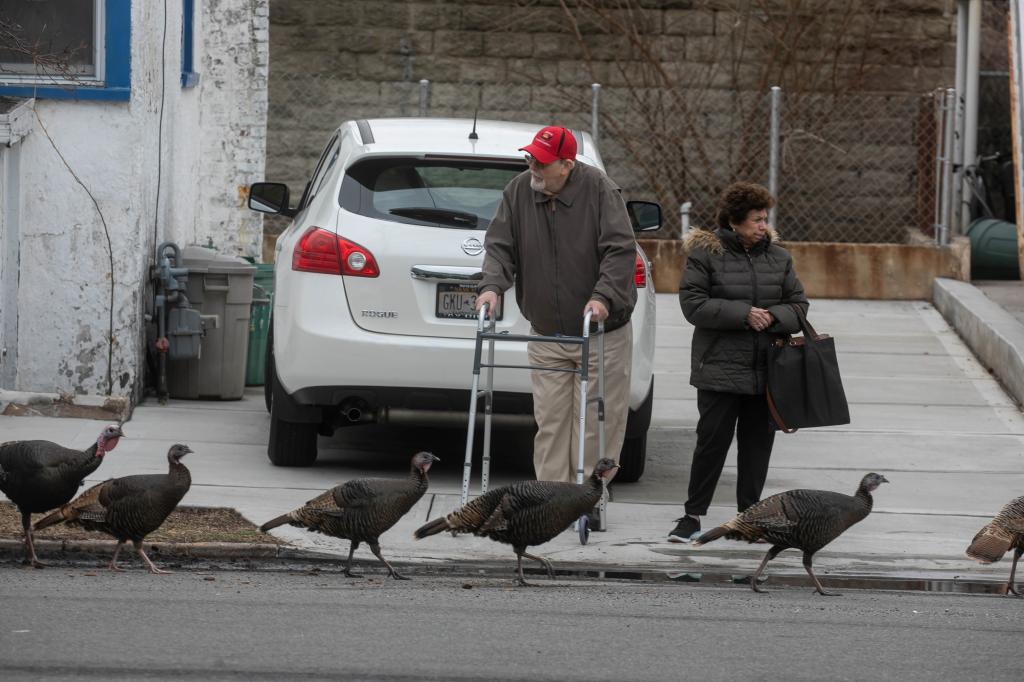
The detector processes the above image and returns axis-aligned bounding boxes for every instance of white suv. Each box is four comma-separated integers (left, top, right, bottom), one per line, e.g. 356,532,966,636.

249,118,660,481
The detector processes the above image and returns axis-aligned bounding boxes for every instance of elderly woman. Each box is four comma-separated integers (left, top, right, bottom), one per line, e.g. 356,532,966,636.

668,182,808,543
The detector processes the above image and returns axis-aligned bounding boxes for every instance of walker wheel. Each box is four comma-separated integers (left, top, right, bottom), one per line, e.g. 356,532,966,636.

578,514,590,545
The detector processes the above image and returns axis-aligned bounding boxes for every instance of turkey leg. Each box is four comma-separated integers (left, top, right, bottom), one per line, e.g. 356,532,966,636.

514,550,555,586
1005,546,1022,597
108,541,126,571
342,541,362,578
749,545,783,593
803,552,839,596
369,542,409,580
21,511,45,568
134,540,171,574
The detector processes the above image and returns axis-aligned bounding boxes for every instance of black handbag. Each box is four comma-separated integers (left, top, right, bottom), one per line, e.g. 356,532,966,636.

766,304,850,433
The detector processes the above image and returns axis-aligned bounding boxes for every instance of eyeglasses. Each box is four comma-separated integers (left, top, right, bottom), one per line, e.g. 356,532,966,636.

524,154,554,168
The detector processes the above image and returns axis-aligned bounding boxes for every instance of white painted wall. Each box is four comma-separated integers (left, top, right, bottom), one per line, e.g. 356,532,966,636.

3,0,268,399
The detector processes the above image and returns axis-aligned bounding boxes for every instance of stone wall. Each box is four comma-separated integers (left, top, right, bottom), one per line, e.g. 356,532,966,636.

265,0,958,240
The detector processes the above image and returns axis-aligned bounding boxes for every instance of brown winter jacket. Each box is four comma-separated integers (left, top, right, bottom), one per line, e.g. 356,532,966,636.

477,163,637,336
680,227,809,395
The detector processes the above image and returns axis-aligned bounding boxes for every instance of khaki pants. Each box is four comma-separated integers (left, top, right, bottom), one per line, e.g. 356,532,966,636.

528,323,632,483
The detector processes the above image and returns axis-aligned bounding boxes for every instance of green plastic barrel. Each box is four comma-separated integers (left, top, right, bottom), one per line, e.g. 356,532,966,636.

967,218,1021,280
245,264,275,386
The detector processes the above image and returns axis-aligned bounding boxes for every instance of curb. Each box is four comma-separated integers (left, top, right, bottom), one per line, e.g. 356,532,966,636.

0,538,279,560
933,277,1024,407
1,539,1013,594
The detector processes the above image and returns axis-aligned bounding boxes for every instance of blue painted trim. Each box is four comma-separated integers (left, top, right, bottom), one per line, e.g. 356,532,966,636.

180,0,199,89
0,0,132,102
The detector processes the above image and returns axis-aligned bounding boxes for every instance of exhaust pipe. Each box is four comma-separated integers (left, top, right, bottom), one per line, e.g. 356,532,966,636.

339,399,373,423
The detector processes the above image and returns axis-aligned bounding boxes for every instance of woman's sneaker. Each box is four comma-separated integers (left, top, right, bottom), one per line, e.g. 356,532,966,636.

667,516,701,543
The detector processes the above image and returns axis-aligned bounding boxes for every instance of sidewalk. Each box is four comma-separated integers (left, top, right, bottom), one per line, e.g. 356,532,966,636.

2,288,1023,584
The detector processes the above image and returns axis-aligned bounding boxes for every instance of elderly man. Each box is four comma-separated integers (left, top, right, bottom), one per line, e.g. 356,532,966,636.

475,126,637,484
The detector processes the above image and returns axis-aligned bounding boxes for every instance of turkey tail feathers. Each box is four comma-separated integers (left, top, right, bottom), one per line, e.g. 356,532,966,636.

33,506,73,532
259,513,294,533
692,525,728,547
414,516,450,540
34,481,106,531
966,524,1011,564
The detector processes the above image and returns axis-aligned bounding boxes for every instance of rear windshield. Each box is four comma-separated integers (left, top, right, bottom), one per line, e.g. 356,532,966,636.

340,157,525,230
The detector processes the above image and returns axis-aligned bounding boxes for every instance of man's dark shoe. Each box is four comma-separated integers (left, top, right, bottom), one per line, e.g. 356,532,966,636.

667,516,701,543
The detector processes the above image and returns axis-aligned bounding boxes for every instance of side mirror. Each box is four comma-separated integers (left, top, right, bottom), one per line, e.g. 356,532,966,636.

626,201,661,232
248,182,296,217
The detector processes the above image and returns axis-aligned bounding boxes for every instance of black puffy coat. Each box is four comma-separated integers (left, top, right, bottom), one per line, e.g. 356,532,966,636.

679,227,808,395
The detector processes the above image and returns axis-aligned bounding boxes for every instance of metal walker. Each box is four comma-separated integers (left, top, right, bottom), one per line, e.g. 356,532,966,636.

461,304,608,544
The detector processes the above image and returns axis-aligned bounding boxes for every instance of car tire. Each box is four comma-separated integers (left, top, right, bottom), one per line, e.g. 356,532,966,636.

616,433,647,483
263,319,274,414
616,376,653,483
268,402,319,467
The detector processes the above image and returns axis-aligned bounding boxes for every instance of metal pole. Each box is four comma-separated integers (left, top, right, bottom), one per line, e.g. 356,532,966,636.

768,86,781,227
953,0,969,235
591,83,601,146
419,79,430,117
933,91,945,244
960,0,982,231
939,88,956,246
680,201,692,233
461,305,488,505
480,332,495,493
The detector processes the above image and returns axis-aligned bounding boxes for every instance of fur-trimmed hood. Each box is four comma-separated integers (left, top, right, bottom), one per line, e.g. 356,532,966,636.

684,227,781,255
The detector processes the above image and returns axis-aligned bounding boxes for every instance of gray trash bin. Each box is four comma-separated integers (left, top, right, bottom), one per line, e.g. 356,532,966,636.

167,245,256,400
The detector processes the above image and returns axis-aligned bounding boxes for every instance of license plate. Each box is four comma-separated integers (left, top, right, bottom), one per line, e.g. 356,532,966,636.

435,283,503,320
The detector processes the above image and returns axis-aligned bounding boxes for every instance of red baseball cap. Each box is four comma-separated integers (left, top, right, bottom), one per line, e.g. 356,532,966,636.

520,126,577,164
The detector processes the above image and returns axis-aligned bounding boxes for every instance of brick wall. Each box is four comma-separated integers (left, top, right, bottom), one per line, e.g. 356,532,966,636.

265,0,958,239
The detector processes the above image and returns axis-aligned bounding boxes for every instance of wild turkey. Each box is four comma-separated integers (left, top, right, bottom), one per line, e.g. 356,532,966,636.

34,444,194,574
415,457,620,586
966,495,1024,597
260,451,440,580
0,424,125,567
694,472,889,595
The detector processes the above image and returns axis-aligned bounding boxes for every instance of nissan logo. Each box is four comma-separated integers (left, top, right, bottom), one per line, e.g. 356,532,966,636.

461,237,484,256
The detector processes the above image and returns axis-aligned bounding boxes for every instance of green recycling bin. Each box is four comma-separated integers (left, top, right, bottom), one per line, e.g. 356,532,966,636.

245,264,275,386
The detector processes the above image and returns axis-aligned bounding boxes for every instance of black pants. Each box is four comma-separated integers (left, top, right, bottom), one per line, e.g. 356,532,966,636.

684,389,776,516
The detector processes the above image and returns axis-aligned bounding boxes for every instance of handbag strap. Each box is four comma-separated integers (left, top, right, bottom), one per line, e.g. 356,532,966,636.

766,389,798,434
789,303,818,341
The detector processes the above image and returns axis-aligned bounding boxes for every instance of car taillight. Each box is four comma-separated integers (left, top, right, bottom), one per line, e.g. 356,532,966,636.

292,227,379,277
634,252,647,288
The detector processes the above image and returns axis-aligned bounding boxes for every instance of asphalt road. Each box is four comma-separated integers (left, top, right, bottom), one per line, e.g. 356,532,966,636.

1,565,1021,682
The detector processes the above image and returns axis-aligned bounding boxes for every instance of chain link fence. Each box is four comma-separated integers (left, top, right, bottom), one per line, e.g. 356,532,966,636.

773,91,940,243
266,76,943,244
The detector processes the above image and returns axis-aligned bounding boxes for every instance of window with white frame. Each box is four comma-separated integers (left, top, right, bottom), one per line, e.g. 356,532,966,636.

0,0,130,101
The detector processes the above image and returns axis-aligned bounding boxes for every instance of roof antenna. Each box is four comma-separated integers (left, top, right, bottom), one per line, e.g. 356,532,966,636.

469,109,479,140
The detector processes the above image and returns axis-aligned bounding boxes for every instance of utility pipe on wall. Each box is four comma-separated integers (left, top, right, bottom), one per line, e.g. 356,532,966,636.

953,0,969,235
768,86,781,228
960,0,982,231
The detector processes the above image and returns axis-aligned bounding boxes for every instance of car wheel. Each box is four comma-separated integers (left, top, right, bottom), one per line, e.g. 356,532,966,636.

615,376,653,483
616,433,647,483
263,319,274,414
268,402,318,467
